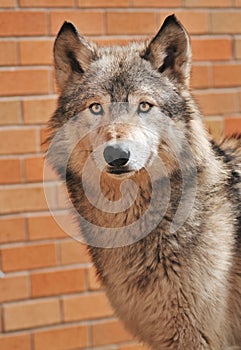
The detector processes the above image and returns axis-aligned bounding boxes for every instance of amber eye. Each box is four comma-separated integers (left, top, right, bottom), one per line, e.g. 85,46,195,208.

138,101,153,114
89,103,104,115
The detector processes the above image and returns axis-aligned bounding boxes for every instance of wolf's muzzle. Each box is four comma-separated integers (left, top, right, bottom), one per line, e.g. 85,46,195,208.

103,144,130,170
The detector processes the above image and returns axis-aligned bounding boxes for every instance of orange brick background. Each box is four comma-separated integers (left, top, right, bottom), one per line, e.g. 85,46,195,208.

1,1,241,350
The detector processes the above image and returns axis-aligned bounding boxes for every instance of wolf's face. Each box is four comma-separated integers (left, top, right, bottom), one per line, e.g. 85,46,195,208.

49,15,208,183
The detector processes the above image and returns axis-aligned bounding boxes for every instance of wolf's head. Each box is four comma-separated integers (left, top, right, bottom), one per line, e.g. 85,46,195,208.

47,15,214,246
49,15,210,183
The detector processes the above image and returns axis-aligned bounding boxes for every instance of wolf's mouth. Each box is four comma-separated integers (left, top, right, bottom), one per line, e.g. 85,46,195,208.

107,167,133,175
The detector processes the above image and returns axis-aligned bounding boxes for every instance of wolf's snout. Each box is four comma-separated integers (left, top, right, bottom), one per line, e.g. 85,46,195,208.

103,145,130,167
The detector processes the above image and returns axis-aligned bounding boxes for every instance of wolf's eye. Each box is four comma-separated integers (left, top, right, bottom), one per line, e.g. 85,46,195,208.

138,102,153,114
89,103,104,115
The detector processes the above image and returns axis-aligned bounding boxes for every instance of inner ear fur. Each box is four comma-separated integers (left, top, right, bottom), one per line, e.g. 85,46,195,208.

54,21,96,92
143,15,191,87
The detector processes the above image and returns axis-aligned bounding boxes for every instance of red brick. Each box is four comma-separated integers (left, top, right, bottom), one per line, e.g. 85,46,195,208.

0,306,2,332
160,11,208,34
24,157,57,182
133,0,181,6
59,239,91,265
63,292,113,322
193,91,237,116
49,68,56,94
24,156,57,183
177,11,208,34
51,68,58,94
0,0,16,6
31,268,86,297
0,128,37,155
88,264,102,290
50,11,104,35
204,118,224,141
106,12,157,35
0,41,17,65
184,0,232,6
211,11,241,33
234,38,241,59
0,274,28,302
27,214,67,240
19,40,53,65
0,334,31,350
0,69,50,96
225,117,241,136
213,64,241,87
0,217,25,243
1,243,57,272
20,0,74,6
92,319,133,346
78,0,129,6
24,156,44,182
239,91,241,111
0,11,47,36
191,64,211,89
33,325,88,350
0,158,22,184
0,100,20,125
192,38,232,61
3,298,61,331
0,185,54,214
22,97,56,124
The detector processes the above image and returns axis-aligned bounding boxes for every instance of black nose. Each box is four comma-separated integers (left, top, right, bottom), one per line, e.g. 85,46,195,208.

103,145,130,167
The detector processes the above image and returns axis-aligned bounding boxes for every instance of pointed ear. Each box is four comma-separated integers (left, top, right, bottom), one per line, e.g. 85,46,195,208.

143,15,191,87
54,22,96,92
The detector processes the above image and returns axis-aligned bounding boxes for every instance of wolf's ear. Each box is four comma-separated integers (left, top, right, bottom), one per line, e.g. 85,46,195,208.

54,22,96,91
143,15,191,87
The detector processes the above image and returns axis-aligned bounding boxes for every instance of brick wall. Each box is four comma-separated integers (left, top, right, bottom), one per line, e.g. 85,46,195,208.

0,1,241,349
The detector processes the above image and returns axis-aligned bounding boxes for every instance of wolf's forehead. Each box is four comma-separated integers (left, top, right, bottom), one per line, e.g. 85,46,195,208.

87,44,161,101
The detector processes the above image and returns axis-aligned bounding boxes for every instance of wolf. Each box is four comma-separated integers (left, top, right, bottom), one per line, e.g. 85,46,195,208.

47,15,241,349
